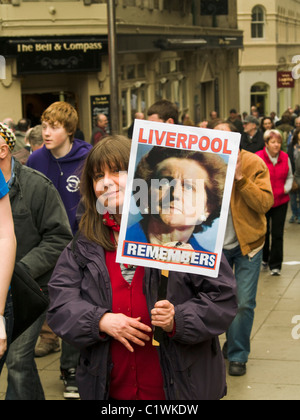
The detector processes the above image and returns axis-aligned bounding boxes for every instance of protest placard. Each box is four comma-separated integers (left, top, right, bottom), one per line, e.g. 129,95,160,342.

116,119,240,278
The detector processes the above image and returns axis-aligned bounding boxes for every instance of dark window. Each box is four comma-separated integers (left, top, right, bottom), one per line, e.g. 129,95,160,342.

200,0,228,15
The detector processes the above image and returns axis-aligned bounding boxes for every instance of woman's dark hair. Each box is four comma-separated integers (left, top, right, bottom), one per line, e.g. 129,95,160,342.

260,117,275,132
292,128,300,146
134,147,227,233
79,135,131,251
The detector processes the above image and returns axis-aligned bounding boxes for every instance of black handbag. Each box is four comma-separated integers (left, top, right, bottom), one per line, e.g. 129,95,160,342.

10,263,49,342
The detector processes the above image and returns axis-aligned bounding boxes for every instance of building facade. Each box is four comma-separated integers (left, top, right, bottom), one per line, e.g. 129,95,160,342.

0,0,243,138
238,0,300,117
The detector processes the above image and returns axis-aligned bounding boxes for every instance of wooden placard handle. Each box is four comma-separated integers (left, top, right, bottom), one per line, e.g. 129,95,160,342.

152,270,169,347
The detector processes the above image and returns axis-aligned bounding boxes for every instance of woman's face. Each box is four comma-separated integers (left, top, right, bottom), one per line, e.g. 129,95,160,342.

93,165,128,214
267,136,282,157
151,158,209,228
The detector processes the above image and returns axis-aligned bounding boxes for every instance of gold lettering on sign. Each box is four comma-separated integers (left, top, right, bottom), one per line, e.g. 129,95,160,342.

16,41,103,54
35,44,53,52
17,44,34,52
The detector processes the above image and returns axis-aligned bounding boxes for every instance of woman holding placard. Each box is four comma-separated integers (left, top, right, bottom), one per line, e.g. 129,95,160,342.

257,129,293,276
47,135,237,400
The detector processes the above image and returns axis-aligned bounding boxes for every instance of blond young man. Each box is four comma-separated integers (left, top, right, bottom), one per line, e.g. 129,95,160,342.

27,102,92,235
27,102,92,399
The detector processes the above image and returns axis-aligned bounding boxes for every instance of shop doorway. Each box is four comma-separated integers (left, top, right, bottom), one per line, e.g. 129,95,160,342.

250,82,269,116
22,93,60,127
194,81,214,124
22,91,76,127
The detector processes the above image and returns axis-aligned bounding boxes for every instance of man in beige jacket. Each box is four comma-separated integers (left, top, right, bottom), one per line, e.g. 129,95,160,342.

213,120,274,377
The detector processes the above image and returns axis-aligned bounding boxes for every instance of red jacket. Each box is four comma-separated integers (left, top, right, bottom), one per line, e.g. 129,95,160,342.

105,249,165,400
256,148,290,208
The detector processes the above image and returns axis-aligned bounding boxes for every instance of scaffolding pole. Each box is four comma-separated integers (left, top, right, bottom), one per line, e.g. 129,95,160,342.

107,0,120,134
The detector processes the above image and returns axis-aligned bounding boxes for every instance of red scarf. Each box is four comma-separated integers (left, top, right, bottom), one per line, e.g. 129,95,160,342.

103,212,134,270
102,212,120,232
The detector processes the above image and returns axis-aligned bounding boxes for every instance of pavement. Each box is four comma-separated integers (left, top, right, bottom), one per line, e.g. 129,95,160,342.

1,210,300,400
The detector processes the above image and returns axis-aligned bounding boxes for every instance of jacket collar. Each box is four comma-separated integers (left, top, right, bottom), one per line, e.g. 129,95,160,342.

263,147,283,166
8,158,23,199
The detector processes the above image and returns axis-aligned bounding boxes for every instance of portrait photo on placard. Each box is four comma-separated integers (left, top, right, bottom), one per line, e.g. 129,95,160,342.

117,120,241,278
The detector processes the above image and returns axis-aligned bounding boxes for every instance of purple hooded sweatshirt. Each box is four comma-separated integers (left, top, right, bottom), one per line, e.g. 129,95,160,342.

27,139,92,234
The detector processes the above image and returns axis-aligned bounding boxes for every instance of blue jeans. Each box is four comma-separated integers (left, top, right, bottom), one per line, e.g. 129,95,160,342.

0,293,14,376
5,311,46,400
60,340,80,372
223,246,262,364
290,191,300,219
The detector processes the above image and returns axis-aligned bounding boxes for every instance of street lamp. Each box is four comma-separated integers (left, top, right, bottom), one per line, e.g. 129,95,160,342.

107,0,120,134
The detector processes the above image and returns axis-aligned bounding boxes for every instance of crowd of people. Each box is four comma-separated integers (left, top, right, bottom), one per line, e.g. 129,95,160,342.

0,99,299,400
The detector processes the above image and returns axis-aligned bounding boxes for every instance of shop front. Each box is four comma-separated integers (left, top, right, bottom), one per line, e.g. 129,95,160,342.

117,33,243,133
0,36,109,140
1,32,243,139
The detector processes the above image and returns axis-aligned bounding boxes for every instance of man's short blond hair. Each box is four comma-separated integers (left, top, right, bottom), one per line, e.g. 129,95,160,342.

41,102,78,142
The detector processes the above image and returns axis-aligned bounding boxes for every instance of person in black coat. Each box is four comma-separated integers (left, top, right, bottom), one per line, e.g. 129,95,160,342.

240,115,265,153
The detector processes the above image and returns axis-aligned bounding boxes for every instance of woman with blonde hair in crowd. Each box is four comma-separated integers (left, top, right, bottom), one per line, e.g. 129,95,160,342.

257,130,293,275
